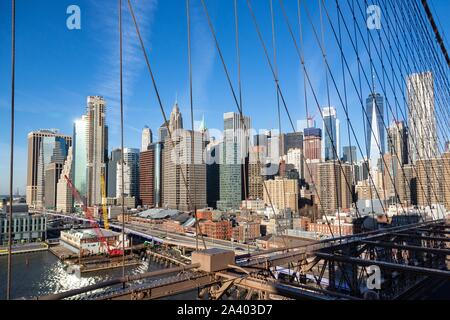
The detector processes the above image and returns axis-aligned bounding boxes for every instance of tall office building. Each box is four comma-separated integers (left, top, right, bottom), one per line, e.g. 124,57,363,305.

206,139,221,208
263,177,299,212
284,132,304,155
163,129,207,211
107,149,122,198
162,105,206,211
322,107,340,161
153,142,164,207
415,153,450,212
117,148,140,199
407,72,438,162
140,147,155,207
169,101,183,133
286,148,303,179
141,126,153,152
158,122,169,143
73,116,88,202
56,147,74,213
387,121,409,166
304,127,322,161
26,130,72,208
248,146,265,200
86,96,108,207
253,131,271,158
342,146,357,164
366,93,385,164
217,112,251,210
317,161,353,214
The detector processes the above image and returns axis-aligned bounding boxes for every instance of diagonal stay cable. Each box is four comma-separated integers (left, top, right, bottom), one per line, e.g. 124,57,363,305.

126,0,207,250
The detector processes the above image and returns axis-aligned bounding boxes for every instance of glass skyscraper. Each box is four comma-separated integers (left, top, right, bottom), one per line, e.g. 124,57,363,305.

217,112,251,210
73,116,88,201
366,93,385,165
322,107,340,161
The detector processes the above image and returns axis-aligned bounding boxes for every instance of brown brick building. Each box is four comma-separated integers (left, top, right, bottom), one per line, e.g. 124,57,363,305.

140,149,155,207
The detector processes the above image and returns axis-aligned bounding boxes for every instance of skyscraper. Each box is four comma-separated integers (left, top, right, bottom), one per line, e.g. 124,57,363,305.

407,72,438,163
206,139,221,208
140,147,155,207
73,116,88,202
26,130,72,208
56,147,74,213
317,161,353,214
217,112,251,211
117,148,140,199
304,127,322,161
169,101,183,133
284,132,304,155
387,121,409,166
322,107,340,161
86,96,108,207
107,149,122,198
141,126,153,152
163,105,206,211
153,142,164,208
263,177,299,212
342,146,357,164
366,93,385,163
248,146,265,200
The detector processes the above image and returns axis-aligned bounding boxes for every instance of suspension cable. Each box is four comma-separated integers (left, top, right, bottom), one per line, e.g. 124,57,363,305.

127,0,207,249
119,0,126,286
6,0,16,301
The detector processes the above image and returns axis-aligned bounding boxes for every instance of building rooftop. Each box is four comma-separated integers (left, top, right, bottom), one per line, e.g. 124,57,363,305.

63,228,120,239
137,208,180,220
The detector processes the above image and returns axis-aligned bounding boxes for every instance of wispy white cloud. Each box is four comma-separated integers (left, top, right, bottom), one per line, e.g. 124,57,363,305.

89,0,158,144
181,1,216,118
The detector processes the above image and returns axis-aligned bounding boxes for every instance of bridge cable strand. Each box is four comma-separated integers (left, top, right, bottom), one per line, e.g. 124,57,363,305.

186,0,199,251
119,0,127,287
247,0,350,238
234,0,249,206
126,0,207,249
350,0,450,219
7,0,16,301
359,0,449,218
200,0,289,248
320,0,440,221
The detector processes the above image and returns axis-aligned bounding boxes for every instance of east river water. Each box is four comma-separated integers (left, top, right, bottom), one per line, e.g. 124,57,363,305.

0,251,195,300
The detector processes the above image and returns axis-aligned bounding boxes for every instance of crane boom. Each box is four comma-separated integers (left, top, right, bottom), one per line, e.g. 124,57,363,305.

100,173,110,230
64,175,123,257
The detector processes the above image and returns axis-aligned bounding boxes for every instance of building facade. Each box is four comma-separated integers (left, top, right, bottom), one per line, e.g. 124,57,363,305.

317,162,353,214
86,96,108,207
140,148,155,207
26,130,72,208
407,72,438,163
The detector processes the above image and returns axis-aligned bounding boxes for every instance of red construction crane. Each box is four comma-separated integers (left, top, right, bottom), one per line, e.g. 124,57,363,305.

64,175,123,257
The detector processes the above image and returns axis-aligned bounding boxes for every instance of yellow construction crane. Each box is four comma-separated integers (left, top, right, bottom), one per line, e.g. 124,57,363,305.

101,173,109,230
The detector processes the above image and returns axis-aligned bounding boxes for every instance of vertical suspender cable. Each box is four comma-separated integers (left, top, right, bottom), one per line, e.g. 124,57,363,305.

234,0,249,205
119,0,126,285
186,0,199,251
7,0,16,301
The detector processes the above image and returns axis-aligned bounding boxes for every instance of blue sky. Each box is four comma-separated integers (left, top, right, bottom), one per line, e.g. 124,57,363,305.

0,0,449,194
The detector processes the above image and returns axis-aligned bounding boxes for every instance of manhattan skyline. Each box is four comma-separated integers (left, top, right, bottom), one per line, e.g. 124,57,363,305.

0,0,449,195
